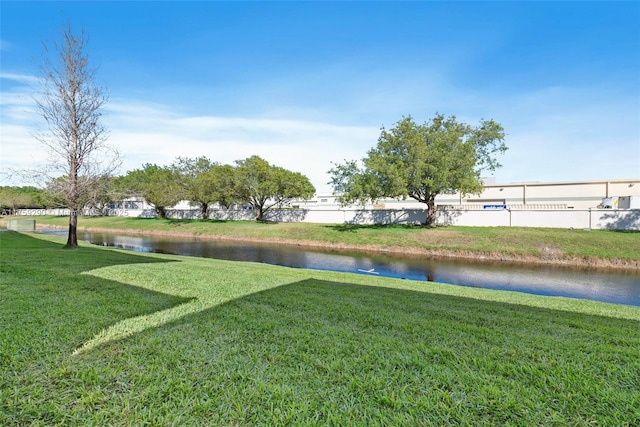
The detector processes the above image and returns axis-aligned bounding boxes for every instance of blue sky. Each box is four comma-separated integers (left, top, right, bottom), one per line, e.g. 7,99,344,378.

1,1,639,192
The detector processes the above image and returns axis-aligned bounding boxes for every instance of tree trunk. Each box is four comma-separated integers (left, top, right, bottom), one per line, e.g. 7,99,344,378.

256,207,264,221
157,207,166,219
200,203,209,220
65,208,78,248
66,158,79,247
425,195,437,227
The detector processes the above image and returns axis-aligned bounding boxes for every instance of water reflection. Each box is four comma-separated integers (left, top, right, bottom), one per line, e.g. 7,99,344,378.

41,229,640,306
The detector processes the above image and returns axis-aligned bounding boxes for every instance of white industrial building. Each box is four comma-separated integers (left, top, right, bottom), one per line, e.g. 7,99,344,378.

297,178,640,211
103,178,640,216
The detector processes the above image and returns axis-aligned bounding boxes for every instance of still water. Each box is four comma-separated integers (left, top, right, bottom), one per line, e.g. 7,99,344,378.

42,229,640,307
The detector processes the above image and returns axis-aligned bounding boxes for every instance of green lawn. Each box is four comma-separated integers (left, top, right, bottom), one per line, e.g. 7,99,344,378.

1,231,639,426
11,215,640,263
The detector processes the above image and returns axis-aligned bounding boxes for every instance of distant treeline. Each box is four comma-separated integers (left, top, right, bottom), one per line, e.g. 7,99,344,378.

0,186,52,212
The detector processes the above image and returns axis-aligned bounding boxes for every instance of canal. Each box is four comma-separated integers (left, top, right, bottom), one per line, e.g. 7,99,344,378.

41,229,640,307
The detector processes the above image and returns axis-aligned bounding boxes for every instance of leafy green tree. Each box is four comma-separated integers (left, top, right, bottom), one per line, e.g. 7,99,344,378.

22,186,49,208
171,156,216,219
119,164,183,218
329,114,507,226
0,186,48,213
235,155,315,221
202,164,238,210
171,157,238,219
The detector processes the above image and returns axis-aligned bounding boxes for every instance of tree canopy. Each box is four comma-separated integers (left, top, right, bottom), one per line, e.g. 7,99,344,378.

0,186,48,213
115,156,314,221
171,157,237,219
202,164,238,210
329,114,507,225
235,155,316,221
118,164,183,219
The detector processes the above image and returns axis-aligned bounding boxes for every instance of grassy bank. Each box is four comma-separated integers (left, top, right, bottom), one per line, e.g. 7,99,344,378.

1,231,639,426
9,215,640,268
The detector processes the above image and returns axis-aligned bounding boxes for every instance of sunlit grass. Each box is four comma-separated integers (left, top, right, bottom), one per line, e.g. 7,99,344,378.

1,231,639,426
9,215,640,262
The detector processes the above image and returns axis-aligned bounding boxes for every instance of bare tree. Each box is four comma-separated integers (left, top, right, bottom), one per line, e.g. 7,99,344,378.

35,24,119,247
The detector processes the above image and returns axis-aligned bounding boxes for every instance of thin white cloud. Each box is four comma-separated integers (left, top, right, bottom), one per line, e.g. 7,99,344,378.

0,73,41,127
103,100,378,192
0,72,41,86
2,69,638,191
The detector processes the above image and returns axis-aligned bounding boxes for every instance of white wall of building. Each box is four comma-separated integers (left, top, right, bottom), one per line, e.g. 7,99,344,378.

322,178,640,210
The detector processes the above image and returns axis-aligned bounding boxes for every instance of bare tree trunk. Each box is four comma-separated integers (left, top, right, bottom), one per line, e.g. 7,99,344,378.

65,159,79,248
157,207,166,219
66,208,78,248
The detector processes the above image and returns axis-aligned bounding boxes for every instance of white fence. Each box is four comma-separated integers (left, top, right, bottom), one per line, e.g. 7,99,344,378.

8,207,640,230
437,208,639,230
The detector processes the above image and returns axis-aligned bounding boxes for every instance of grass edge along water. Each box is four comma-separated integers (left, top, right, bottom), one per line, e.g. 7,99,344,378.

5,215,640,269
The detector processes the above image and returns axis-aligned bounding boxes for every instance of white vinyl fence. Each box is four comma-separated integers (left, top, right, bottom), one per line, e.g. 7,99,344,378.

437,208,639,230
8,207,640,230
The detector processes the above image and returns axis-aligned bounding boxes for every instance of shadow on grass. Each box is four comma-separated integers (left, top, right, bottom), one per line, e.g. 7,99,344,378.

326,223,424,233
165,218,230,225
163,278,640,341
70,278,640,425
0,231,191,363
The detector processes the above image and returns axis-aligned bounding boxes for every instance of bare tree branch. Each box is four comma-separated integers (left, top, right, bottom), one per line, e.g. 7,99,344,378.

34,23,120,247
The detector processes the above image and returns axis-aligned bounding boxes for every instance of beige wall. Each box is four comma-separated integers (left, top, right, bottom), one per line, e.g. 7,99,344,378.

288,179,640,210
408,179,640,209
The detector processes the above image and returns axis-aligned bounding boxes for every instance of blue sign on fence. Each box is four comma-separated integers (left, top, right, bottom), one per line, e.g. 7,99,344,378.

483,204,507,210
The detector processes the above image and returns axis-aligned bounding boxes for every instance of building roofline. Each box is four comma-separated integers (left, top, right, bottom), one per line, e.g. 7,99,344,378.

484,178,640,188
